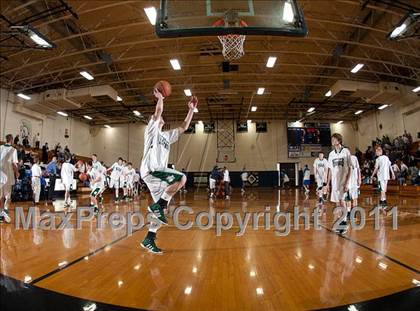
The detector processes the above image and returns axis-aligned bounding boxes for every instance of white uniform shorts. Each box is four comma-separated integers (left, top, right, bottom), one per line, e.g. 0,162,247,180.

330,187,347,203
142,168,184,203
346,187,359,200
109,178,121,189
378,179,388,193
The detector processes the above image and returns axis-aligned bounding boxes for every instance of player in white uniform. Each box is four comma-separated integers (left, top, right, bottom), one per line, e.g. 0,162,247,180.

120,160,128,200
140,88,198,254
86,160,104,214
240,166,248,194
107,158,124,202
61,156,78,207
313,151,329,203
371,146,395,207
346,154,361,209
133,172,140,197
0,134,19,223
90,154,105,205
326,133,352,234
223,167,231,199
31,156,42,205
125,162,136,201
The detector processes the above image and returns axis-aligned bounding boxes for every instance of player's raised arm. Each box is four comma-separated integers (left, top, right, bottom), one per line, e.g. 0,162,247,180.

153,88,164,121
179,96,198,134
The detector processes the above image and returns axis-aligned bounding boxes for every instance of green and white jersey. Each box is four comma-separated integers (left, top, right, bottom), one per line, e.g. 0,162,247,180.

140,117,179,177
88,167,104,189
110,162,124,180
126,168,136,183
92,160,103,175
327,146,352,193
313,158,328,182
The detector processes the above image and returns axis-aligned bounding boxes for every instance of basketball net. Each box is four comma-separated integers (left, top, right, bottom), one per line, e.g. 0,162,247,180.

214,11,247,61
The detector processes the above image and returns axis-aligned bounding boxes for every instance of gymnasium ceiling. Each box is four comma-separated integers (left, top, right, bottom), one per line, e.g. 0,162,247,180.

0,0,419,125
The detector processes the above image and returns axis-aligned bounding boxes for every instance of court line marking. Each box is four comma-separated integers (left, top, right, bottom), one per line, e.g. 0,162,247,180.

319,223,420,274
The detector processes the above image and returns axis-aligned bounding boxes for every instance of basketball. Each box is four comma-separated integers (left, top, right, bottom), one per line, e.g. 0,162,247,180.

3,1,420,310
79,173,88,182
154,80,172,97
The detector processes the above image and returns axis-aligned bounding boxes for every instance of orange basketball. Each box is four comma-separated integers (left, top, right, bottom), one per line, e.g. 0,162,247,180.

154,80,172,97
79,173,88,182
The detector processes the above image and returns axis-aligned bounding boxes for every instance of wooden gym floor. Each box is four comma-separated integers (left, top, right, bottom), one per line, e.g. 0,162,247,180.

1,188,419,310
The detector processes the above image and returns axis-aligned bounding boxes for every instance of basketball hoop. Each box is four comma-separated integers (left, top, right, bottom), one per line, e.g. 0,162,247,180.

213,13,247,61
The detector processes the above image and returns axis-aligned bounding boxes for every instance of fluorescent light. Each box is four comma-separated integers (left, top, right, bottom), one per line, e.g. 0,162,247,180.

378,262,388,270
251,106,257,112
257,87,265,95
80,71,94,80
133,110,141,116
325,90,332,97
134,265,140,270
355,256,363,263
144,7,157,25
170,59,181,70
17,93,31,100
184,89,192,96
390,23,407,38
83,115,92,120
378,104,389,110
412,86,420,93
283,1,294,23
117,96,122,101
351,63,364,73
193,107,198,113
118,280,123,287
336,120,344,124
57,111,68,117
307,107,315,113
29,33,51,48
256,287,264,295
192,266,198,273
104,125,111,128
354,110,363,115
250,270,256,277
266,56,277,68
308,264,315,270
184,286,192,295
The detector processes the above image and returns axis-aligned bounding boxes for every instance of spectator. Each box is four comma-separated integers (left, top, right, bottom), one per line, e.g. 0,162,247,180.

34,133,40,149
14,135,19,145
46,156,58,201
22,136,29,148
17,145,25,161
42,142,49,163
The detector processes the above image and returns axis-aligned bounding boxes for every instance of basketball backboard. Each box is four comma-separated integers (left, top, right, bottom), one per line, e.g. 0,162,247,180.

156,0,308,38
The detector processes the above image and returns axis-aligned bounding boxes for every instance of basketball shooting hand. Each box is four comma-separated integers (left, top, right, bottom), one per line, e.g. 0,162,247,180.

188,96,198,110
154,88,164,100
